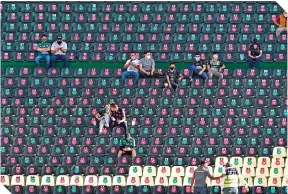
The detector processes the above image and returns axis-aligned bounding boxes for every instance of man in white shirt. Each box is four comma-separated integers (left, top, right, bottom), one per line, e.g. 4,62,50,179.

50,36,69,68
122,52,140,83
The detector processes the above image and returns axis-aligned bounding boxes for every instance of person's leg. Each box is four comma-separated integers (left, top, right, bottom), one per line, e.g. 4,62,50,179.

201,72,208,80
117,150,123,158
45,55,51,70
207,71,213,79
276,27,287,36
99,119,105,133
194,187,207,194
131,150,136,158
122,71,129,82
171,82,178,90
189,65,196,77
60,55,69,68
35,54,44,67
104,113,110,128
139,70,147,78
164,82,169,88
248,57,255,69
131,71,139,83
50,55,57,68
223,188,238,194
119,121,128,134
213,71,224,79
254,58,261,69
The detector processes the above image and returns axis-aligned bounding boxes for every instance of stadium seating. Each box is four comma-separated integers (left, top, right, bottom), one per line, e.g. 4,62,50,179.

1,66,287,193
1,2,287,62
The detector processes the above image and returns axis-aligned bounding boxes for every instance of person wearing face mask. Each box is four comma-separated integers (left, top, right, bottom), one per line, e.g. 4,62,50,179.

207,52,225,79
248,39,262,69
164,63,183,90
139,50,157,77
122,52,140,83
189,52,208,80
35,34,51,70
274,11,288,36
50,36,69,69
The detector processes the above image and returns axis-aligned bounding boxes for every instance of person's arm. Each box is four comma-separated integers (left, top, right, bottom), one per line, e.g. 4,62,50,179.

166,74,172,88
191,172,196,190
218,62,225,71
43,44,51,52
139,63,150,75
50,43,59,54
255,50,263,58
274,16,281,26
151,61,155,74
60,43,67,53
248,50,254,58
178,73,184,80
199,64,206,75
207,170,221,180
124,60,131,69
95,113,102,121
118,109,126,123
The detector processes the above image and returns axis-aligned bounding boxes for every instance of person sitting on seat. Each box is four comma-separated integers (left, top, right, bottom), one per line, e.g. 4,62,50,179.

122,52,140,83
189,52,208,80
164,63,183,90
274,10,288,37
93,105,110,134
139,50,156,77
248,39,262,69
117,133,136,158
207,52,225,79
35,34,51,70
50,36,69,68
109,103,128,133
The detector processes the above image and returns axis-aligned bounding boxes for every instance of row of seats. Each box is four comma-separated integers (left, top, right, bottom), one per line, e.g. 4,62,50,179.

1,23,284,34
2,32,287,44
1,135,287,148
1,13,281,24
2,67,287,79
1,124,286,138
2,105,287,117
2,51,287,62
1,145,286,159
2,174,288,187
1,2,283,13
1,42,287,54
2,96,286,109
2,185,288,194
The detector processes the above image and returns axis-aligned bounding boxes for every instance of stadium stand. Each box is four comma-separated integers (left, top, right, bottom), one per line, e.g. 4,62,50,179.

0,1,287,194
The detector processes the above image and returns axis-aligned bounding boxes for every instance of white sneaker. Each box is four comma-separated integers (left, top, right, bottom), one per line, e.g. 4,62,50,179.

99,129,103,134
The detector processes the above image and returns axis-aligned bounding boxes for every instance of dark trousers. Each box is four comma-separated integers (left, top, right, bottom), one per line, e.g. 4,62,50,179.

110,120,128,134
248,57,261,69
51,55,69,68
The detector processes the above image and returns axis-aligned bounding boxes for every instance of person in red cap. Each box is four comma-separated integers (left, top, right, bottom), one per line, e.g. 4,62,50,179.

50,36,69,68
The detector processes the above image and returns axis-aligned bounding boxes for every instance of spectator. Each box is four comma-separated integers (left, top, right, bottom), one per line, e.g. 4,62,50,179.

191,161,221,194
50,36,69,68
274,11,287,36
139,50,156,77
220,162,249,194
117,133,136,158
207,52,225,79
93,105,110,134
164,63,183,90
109,103,128,133
122,52,140,83
248,39,262,69
35,34,51,70
189,52,208,80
